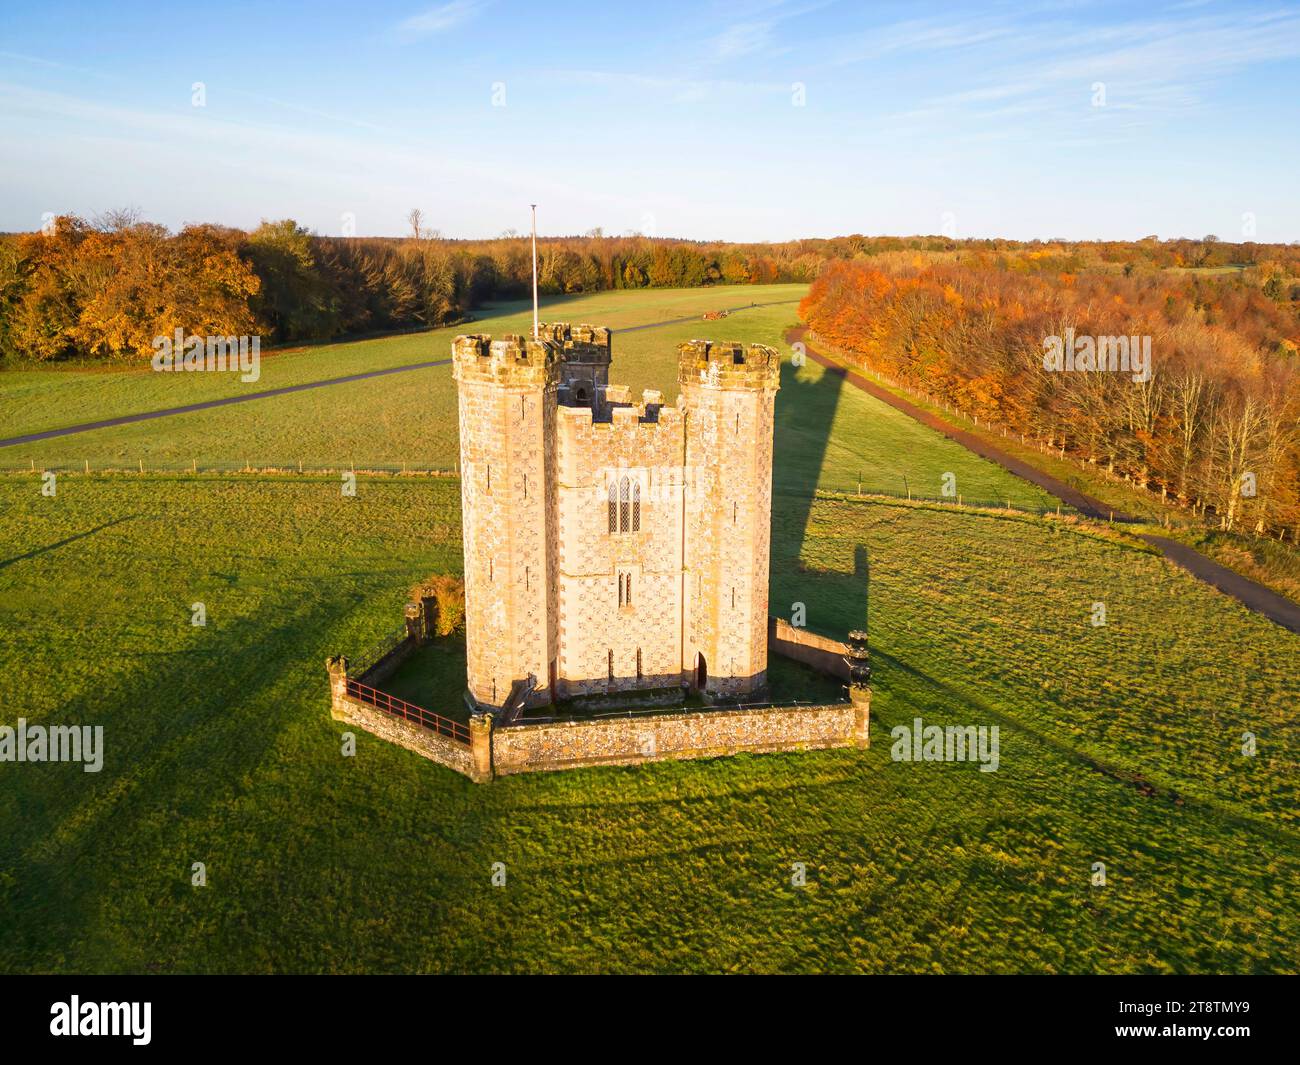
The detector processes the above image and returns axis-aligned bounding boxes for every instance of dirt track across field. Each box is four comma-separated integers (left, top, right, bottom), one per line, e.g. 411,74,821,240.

788,326,1300,636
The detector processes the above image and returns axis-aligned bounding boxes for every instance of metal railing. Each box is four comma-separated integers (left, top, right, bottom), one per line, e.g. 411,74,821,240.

345,678,470,745
348,629,411,679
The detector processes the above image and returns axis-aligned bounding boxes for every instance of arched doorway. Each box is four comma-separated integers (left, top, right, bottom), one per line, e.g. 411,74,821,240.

695,652,707,690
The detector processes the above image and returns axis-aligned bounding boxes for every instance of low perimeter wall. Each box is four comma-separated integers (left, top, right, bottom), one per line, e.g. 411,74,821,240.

768,617,850,680
326,618,870,781
492,702,859,777
329,683,480,780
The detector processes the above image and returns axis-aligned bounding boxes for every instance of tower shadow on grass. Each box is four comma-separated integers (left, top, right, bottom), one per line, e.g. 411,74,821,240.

770,353,869,642
0,515,141,572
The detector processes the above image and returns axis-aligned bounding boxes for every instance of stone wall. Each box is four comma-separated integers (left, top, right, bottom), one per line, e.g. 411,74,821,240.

491,701,856,777
355,635,420,686
329,685,479,780
555,399,687,697
768,617,850,681
326,614,871,783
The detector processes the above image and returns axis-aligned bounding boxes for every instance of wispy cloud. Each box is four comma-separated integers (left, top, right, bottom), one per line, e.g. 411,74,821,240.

540,67,789,104
715,22,773,59
703,0,833,61
395,0,486,41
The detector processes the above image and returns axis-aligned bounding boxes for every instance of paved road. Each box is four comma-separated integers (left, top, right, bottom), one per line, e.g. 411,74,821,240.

0,300,801,450
789,327,1300,636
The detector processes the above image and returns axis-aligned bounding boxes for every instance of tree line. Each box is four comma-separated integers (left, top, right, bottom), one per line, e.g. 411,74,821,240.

0,215,816,363
4,210,1299,365
800,253,1300,536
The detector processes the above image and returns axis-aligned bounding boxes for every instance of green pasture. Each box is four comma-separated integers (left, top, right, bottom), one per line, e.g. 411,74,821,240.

0,284,1294,974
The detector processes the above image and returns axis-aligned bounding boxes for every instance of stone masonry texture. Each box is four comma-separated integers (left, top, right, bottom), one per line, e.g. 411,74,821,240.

453,324,780,710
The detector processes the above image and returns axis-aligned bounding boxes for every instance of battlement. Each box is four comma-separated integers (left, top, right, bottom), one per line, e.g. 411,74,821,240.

538,322,612,364
677,340,781,390
557,387,679,429
452,332,561,386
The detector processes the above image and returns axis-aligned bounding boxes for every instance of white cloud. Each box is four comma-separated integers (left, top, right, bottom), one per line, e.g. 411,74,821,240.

396,0,485,41
714,22,774,59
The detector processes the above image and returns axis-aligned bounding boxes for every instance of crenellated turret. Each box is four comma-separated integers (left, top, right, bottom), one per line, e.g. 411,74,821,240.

677,340,781,392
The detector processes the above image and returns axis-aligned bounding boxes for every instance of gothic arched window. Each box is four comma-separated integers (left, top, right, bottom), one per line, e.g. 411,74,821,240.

619,476,630,533
608,481,617,533
632,482,641,532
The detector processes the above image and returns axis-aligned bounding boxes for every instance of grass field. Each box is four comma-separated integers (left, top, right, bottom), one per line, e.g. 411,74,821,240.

810,340,1300,603
0,285,1062,510
1,475,1295,973
0,285,806,470
1,285,1296,974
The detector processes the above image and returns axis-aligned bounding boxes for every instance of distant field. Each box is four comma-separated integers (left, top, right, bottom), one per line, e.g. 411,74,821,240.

0,474,1296,973
812,339,1300,603
0,285,806,447
0,284,1057,510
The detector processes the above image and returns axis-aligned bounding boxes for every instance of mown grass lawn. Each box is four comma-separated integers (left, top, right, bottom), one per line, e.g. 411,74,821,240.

1,285,1294,974
1,292,1063,516
1,474,1295,973
0,284,807,456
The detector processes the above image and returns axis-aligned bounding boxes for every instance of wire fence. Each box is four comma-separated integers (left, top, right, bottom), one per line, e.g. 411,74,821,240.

800,483,1096,522
0,459,459,476
0,459,1108,523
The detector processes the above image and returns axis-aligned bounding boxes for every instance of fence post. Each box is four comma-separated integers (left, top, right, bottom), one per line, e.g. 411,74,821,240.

404,601,423,643
326,655,350,720
846,630,871,749
469,714,494,783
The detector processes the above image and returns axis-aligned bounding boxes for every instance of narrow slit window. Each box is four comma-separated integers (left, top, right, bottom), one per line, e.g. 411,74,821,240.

626,573,633,606
607,649,614,683
636,648,643,680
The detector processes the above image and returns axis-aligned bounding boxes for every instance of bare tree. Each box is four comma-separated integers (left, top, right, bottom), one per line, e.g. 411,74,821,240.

407,208,424,242
93,206,143,232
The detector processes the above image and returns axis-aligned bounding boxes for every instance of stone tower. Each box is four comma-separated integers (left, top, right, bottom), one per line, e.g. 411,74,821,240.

543,323,611,409
453,324,779,714
678,340,781,698
452,333,560,709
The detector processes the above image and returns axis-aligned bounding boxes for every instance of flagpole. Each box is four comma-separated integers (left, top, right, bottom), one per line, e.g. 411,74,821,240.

530,204,538,339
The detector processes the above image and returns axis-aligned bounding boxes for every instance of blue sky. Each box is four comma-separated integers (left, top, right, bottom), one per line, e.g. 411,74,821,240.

2,0,1298,241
